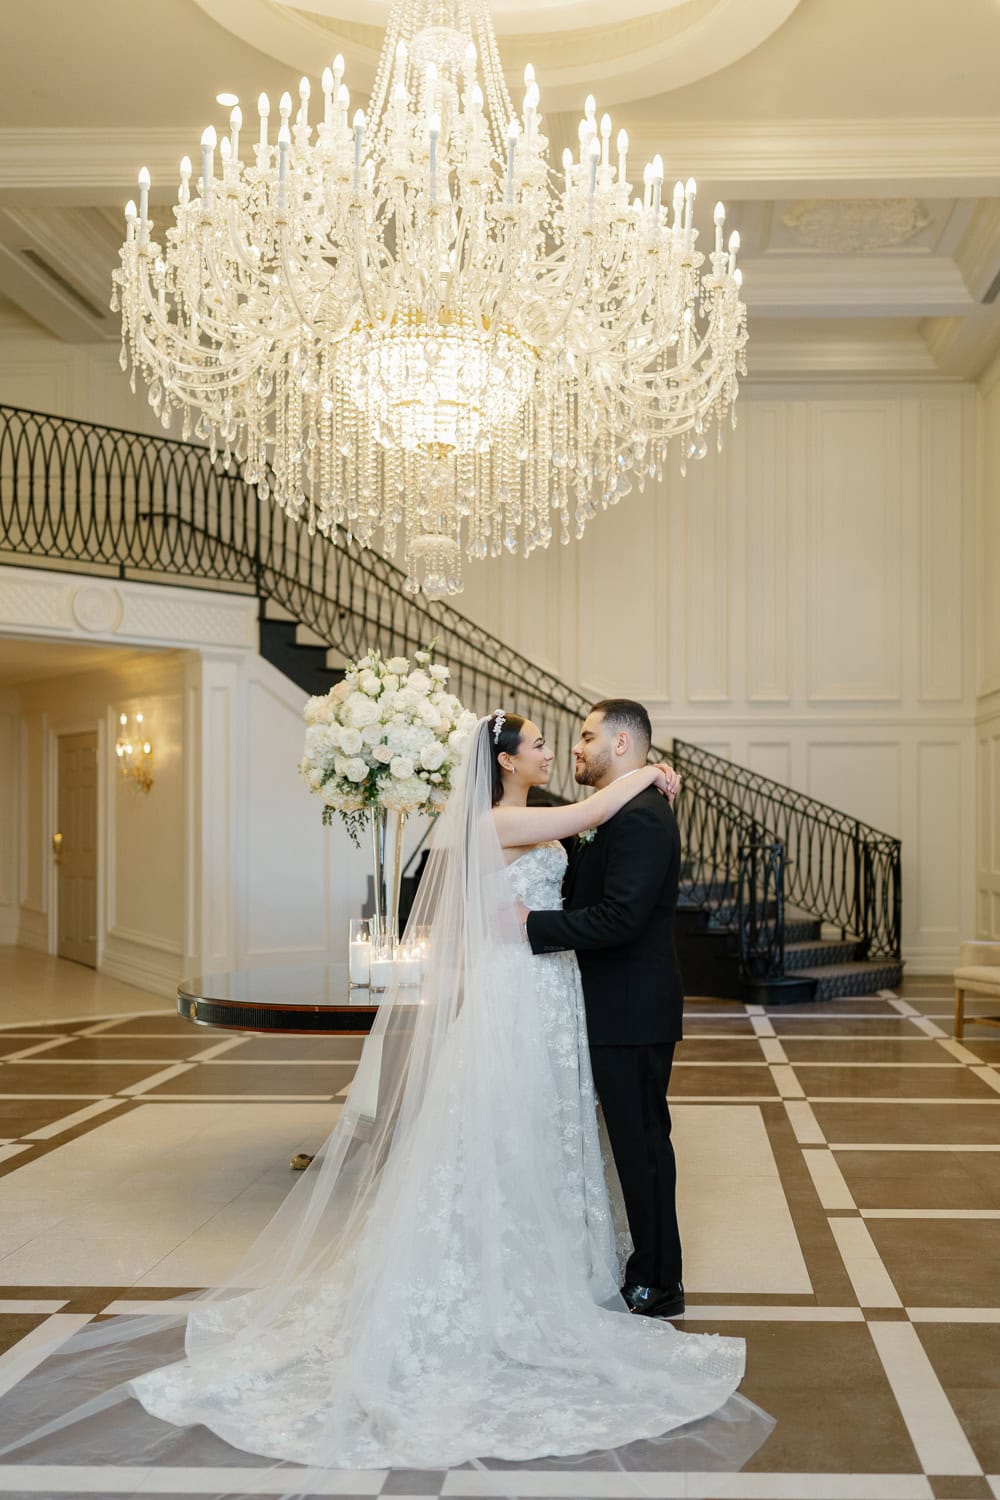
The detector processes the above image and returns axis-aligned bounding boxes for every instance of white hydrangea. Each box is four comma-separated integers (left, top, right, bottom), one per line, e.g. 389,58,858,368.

390,755,415,780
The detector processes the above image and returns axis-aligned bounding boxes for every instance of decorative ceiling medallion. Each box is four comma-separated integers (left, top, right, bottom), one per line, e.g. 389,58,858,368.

191,0,805,107
781,198,932,254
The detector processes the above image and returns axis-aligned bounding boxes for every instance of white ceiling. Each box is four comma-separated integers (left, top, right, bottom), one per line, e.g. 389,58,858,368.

0,636,155,688
1,0,999,379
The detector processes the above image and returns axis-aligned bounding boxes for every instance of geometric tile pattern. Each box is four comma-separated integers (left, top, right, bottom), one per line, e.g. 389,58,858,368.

1,957,1000,1498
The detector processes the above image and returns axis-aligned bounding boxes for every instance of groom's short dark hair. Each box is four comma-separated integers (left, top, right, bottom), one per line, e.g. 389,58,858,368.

590,698,652,756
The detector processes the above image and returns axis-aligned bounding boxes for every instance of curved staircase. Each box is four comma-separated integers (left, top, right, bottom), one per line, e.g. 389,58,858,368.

0,402,903,1005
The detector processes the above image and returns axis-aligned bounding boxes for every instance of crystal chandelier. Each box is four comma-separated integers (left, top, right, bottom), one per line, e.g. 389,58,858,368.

115,0,747,599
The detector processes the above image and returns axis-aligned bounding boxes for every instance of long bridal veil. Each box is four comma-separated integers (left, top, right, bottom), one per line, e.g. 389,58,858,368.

0,719,773,1496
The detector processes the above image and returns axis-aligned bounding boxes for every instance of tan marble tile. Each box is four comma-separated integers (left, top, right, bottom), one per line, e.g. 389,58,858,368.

813,1102,1000,1145
33,1036,221,1063
782,1038,956,1064
684,1321,923,1474
0,1061,158,1093
0,1312,49,1356
801,1066,999,1099
675,1037,767,1063
770,1017,926,1037
140,1062,357,1097
669,1063,777,1097
867,1219,1000,1307
835,1150,1000,1211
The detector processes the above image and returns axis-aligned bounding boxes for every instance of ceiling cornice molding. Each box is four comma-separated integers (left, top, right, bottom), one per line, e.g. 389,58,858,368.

614,117,1000,197
0,117,998,199
744,335,943,382
743,257,974,317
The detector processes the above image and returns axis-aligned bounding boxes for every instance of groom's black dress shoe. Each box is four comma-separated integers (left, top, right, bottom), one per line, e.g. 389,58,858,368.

621,1282,685,1319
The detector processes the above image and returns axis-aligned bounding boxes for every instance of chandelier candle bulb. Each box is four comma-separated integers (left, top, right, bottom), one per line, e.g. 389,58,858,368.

137,167,150,246
229,105,241,160
728,229,740,271
322,68,334,126
298,76,310,128
124,199,136,242
257,92,269,148
200,127,215,208
714,200,725,254
617,128,628,184
277,124,290,211
428,112,440,201
684,176,697,234
353,110,365,192
333,52,345,85
506,119,518,204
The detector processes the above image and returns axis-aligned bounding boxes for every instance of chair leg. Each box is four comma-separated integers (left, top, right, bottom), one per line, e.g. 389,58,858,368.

954,986,964,1039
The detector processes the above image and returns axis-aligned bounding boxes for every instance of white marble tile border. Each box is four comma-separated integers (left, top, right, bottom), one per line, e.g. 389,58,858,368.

867,1320,981,1476
862,1208,1000,1219
784,1099,826,1144
0,1143,29,1164
828,1218,902,1308
0,1299,67,1313
441,1474,935,1498
802,1149,857,1211
831,1143,1000,1151
0,1467,387,1495
908,1307,1000,1321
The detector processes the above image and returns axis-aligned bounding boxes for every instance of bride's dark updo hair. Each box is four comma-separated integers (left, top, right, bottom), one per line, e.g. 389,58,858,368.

487,711,527,807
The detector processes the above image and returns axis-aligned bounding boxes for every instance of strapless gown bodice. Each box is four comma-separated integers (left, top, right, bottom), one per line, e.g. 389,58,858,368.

506,841,567,910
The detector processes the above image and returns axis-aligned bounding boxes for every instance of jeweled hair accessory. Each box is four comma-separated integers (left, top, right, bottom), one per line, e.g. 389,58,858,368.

490,710,506,744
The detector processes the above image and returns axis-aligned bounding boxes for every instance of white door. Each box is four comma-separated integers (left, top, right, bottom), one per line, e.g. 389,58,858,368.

56,731,98,968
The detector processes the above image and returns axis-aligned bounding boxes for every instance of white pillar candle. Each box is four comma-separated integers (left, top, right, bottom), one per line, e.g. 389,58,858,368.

370,956,394,990
396,949,421,986
349,938,371,985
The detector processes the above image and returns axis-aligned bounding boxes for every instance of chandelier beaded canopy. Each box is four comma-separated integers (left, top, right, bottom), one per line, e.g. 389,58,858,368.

115,0,747,599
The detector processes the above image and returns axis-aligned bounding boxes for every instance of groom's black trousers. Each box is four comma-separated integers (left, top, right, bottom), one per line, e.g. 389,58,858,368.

589,1041,682,1288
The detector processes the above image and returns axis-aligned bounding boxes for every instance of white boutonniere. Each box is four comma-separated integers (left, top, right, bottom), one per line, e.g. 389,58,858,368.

578,828,596,846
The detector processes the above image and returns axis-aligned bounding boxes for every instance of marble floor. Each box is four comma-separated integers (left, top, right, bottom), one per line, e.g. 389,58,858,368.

1,947,999,1498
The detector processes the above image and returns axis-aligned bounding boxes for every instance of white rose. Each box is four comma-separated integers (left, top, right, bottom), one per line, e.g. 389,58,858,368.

303,723,331,757
345,692,381,728
429,664,450,682
304,694,334,725
447,729,467,753
345,757,369,783
359,670,382,697
387,656,409,676
390,756,415,780
418,699,439,726
458,711,477,733
339,726,363,755
373,744,392,764
406,670,432,696
414,650,431,665
383,673,400,693
420,742,446,771
430,772,442,784
361,722,383,746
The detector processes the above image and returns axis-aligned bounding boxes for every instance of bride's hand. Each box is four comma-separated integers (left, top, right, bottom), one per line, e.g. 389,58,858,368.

652,762,681,806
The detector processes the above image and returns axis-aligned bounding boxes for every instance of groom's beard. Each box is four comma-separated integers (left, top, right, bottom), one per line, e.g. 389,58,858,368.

574,748,612,787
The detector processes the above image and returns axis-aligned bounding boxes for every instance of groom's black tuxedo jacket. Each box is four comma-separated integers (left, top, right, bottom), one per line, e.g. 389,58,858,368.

525,786,684,1046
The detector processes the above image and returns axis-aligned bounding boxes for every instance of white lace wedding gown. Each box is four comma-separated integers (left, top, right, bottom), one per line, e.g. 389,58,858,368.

128,842,751,1469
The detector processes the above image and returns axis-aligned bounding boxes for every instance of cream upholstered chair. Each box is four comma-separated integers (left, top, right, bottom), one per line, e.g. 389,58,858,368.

953,942,1000,1038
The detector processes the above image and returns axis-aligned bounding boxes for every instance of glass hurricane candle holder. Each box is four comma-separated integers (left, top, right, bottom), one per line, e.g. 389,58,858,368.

348,918,371,989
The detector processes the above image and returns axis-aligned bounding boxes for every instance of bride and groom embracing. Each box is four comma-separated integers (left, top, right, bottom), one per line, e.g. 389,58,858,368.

0,701,770,1482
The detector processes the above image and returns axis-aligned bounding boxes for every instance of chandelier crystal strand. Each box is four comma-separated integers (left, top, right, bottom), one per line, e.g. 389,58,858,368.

115,0,747,599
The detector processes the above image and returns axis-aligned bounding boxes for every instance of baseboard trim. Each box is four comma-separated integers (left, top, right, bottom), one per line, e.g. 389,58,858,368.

101,945,181,1000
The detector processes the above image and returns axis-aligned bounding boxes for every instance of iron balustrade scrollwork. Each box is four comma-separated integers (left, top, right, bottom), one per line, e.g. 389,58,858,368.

672,776,785,981
1,402,793,982
671,738,901,962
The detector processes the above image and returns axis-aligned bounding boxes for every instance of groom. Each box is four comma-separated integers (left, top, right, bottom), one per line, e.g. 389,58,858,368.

520,699,685,1319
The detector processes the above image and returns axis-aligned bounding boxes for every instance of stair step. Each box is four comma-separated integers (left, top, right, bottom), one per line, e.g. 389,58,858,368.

784,939,863,968
783,960,903,1001
295,623,331,649
262,599,297,622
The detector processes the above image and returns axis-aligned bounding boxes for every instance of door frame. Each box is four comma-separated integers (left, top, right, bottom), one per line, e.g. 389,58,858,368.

46,716,105,966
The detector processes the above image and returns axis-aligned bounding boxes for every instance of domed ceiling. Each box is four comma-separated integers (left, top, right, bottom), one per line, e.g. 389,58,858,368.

191,0,804,108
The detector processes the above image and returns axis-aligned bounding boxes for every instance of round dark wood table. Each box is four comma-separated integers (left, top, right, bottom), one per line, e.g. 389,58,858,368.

177,965,380,1035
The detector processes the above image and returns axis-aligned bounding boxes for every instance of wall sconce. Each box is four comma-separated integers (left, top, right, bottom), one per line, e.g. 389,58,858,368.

115,711,154,793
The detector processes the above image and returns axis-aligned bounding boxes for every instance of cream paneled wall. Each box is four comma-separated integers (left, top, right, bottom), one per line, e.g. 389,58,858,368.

0,338,159,435
974,353,1000,944
456,386,977,971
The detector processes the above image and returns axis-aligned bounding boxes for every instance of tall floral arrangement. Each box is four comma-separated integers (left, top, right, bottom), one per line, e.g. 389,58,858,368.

299,646,477,842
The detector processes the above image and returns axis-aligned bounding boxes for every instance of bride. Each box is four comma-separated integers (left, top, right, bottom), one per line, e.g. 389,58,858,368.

0,714,771,1484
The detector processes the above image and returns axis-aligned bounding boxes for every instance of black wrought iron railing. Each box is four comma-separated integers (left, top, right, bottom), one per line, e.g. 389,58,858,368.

0,402,808,982
671,739,902,962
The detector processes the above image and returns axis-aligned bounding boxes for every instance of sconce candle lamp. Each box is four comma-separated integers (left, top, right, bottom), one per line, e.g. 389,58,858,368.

115,711,154,793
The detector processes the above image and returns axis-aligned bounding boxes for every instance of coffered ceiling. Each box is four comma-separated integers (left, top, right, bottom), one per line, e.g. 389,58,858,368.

2,0,999,381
